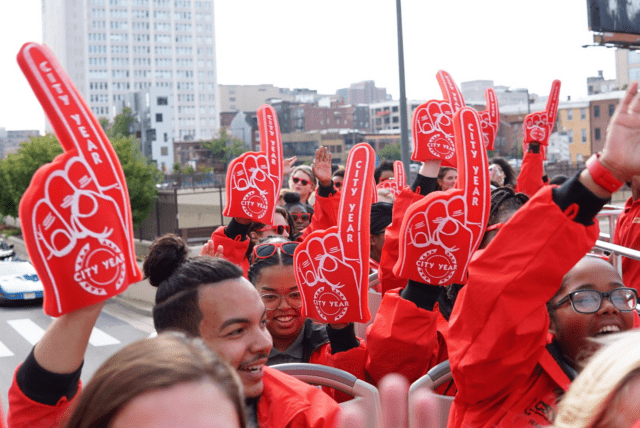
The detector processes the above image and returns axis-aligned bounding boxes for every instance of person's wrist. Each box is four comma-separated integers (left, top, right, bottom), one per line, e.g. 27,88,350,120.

319,179,332,187
599,151,631,184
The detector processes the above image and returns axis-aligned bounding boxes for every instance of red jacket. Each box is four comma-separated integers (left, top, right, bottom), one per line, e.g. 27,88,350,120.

301,190,340,240
447,187,599,427
7,367,75,428
613,196,640,292
515,149,545,198
257,366,341,428
210,225,251,276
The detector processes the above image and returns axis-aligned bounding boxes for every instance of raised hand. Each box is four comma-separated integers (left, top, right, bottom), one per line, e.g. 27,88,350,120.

395,107,490,285
224,104,283,224
17,43,142,316
477,88,500,150
283,156,297,177
376,160,406,198
312,146,333,187
523,80,561,156
294,143,375,323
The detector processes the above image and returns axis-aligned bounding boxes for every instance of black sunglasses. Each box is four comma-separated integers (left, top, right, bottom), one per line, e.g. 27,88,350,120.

334,181,343,189
255,225,290,235
292,177,309,186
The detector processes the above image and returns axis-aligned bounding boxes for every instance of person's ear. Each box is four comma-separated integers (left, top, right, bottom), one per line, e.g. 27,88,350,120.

548,312,558,337
249,231,259,243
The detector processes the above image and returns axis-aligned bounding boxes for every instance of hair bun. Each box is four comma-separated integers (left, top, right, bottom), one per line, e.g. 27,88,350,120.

282,191,301,204
143,234,190,287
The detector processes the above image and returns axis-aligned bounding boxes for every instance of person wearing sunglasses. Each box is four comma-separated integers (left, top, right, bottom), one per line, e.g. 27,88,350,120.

332,167,345,192
289,165,316,206
283,192,312,240
247,236,365,400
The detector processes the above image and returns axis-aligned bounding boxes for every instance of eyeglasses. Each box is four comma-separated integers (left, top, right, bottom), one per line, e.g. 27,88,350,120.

292,177,310,186
291,213,311,222
552,287,638,314
255,225,290,235
333,181,343,189
252,242,299,261
260,290,303,310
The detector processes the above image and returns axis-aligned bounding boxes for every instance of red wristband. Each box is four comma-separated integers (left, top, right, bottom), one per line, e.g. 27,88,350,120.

586,153,623,193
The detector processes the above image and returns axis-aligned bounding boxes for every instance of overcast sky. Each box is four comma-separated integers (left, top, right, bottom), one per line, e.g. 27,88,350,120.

0,0,618,134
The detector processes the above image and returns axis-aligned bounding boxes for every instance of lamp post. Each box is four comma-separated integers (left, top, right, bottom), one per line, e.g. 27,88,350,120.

395,0,411,174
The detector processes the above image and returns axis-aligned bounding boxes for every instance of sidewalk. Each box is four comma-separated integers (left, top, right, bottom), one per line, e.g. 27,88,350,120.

5,235,204,317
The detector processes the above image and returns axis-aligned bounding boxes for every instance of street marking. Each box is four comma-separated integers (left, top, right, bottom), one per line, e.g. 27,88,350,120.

8,319,44,346
89,328,120,347
0,340,14,357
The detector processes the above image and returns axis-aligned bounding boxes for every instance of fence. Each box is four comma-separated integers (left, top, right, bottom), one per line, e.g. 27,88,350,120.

135,186,229,244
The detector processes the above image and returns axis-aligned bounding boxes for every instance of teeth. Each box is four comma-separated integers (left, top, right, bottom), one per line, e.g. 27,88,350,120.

596,325,621,335
277,316,294,322
239,364,263,373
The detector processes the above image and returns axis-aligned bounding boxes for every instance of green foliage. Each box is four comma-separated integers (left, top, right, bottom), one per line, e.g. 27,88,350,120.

0,135,63,219
183,165,195,174
111,135,162,226
173,162,182,174
98,117,109,132
377,142,402,161
108,107,135,139
201,128,247,165
0,133,160,228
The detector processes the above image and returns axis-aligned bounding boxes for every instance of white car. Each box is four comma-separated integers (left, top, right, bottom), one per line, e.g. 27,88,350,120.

0,261,44,302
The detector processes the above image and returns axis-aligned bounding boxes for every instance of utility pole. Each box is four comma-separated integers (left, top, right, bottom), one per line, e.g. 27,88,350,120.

396,0,411,174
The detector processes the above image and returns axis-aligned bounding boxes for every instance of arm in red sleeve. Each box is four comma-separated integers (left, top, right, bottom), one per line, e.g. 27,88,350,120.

448,181,601,408
210,222,250,276
515,144,545,197
301,187,340,240
365,288,447,385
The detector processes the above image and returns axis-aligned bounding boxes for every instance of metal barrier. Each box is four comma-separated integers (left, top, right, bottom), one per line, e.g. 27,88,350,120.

594,205,640,276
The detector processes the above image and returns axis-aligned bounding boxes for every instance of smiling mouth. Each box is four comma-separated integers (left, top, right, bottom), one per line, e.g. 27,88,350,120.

594,325,621,336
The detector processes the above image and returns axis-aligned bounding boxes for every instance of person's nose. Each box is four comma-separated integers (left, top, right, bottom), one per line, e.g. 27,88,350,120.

598,295,620,314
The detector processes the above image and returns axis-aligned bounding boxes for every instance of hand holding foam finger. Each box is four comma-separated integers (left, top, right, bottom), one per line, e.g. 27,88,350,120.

523,80,561,150
478,88,500,150
224,104,283,223
294,143,375,323
394,107,490,285
17,43,142,315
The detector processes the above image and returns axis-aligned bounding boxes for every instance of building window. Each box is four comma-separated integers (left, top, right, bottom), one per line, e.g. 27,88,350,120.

568,132,573,144
164,132,168,142
594,105,600,118
157,97,168,105
161,147,169,156
580,108,586,120
595,128,601,140
567,110,573,121
156,113,163,122
609,104,615,116
581,128,587,143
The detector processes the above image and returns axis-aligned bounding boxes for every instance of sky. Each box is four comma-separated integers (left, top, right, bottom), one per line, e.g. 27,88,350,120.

0,0,618,134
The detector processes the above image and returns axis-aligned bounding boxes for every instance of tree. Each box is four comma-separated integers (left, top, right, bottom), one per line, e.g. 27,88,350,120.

201,128,247,167
377,142,402,161
108,107,135,139
0,135,63,219
0,134,160,227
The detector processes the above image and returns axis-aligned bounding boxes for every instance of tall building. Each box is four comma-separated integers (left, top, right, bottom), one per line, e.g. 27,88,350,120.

42,0,219,142
337,80,387,105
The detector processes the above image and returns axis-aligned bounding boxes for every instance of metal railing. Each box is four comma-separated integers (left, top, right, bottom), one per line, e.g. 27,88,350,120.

594,205,640,276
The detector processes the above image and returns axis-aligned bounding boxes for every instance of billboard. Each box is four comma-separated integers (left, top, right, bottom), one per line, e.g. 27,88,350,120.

587,0,640,35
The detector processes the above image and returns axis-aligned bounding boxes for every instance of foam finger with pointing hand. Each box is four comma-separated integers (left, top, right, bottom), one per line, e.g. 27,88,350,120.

394,107,490,285
17,43,142,316
477,88,500,150
523,80,561,158
224,104,283,223
294,143,375,323
376,160,406,198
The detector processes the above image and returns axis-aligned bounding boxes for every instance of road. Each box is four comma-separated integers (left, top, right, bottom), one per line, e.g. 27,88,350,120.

0,298,154,409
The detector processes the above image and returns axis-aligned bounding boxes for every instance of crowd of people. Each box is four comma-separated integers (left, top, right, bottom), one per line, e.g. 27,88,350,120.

6,78,640,428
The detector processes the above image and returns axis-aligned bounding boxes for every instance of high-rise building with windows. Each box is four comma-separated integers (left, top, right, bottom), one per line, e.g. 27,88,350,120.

42,0,219,142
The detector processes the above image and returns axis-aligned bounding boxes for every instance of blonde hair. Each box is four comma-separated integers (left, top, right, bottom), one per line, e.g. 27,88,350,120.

290,165,317,188
554,330,640,428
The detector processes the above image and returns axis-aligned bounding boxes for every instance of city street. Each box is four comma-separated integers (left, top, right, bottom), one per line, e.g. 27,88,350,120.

0,296,154,407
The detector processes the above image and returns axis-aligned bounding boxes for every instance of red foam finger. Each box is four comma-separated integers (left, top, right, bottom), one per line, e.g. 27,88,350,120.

411,100,456,166
17,43,142,316
478,88,500,150
294,143,375,324
545,80,561,126
257,105,283,194
394,107,489,286
437,70,465,112
394,160,406,189
223,105,283,224
523,80,561,152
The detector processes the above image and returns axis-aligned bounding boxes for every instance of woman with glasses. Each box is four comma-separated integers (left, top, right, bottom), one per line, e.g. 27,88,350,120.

289,165,316,206
284,193,312,240
247,236,366,393
445,83,640,428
